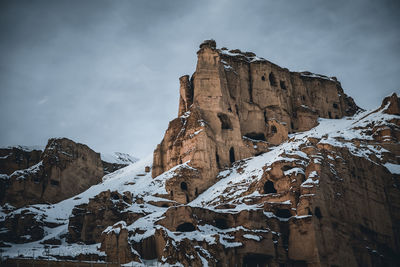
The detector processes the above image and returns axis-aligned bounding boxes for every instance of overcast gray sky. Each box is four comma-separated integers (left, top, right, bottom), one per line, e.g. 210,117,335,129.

0,0,399,158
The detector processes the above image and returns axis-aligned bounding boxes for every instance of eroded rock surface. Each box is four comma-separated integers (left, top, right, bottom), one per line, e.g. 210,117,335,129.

0,41,399,267
1,138,104,208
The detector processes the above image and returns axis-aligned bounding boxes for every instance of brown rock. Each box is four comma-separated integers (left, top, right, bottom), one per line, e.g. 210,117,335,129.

1,138,104,207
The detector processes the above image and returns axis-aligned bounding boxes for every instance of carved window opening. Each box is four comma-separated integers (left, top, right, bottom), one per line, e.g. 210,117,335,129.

264,180,277,194
170,190,173,197
180,182,188,191
291,122,294,129
186,194,189,203
50,179,59,186
276,208,291,218
315,207,322,219
333,103,338,109
307,208,313,216
261,75,265,81
328,111,332,119
280,80,287,90
271,125,277,134
269,72,277,87
244,132,266,141
228,107,232,112
176,222,196,232
215,218,229,229
216,152,221,169
195,188,198,196
218,113,232,130
229,147,235,164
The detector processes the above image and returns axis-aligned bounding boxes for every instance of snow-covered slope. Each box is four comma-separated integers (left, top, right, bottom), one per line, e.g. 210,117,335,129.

1,102,399,266
101,152,139,165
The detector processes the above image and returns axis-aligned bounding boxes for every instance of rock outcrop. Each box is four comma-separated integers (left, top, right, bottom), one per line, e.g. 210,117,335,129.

0,41,398,267
153,40,358,204
1,138,104,207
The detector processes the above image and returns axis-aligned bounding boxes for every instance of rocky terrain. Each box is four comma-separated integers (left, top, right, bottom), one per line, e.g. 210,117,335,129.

0,41,399,267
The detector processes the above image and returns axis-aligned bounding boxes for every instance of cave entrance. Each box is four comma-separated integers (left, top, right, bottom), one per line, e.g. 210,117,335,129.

271,125,277,134
229,147,235,164
218,113,233,130
176,222,196,232
269,72,277,87
215,218,229,229
315,207,322,219
264,181,277,194
180,182,188,191
242,254,272,267
244,132,266,141
276,209,291,219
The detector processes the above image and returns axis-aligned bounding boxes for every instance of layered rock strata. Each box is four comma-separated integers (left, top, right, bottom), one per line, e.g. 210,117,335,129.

153,40,358,204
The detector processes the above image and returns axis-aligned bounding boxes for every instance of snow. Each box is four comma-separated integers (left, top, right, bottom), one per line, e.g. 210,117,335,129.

384,163,400,174
1,98,398,262
101,152,138,165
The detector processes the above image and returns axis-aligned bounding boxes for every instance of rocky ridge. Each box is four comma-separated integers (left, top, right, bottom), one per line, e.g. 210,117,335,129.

0,41,399,267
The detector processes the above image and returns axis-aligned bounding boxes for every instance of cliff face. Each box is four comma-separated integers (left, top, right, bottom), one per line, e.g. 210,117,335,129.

1,138,104,208
0,41,399,267
153,40,358,204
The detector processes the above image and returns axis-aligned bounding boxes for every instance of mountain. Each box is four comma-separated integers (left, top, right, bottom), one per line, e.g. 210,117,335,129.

0,40,399,267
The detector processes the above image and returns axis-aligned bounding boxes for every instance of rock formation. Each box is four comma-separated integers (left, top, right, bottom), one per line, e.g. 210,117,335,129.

0,41,399,267
1,138,104,207
153,39,358,204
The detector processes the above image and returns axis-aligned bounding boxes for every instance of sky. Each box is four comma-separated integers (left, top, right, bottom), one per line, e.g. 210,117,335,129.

0,0,399,158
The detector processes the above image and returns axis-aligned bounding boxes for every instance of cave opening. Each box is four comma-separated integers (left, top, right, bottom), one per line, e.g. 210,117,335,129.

111,193,119,200
271,125,277,134
261,75,265,81
264,180,277,194
180,182,188,191
328,111,332,119
280,80,287,90
315,207,322,219
215,218,229,229
244,132,266,141
276,209,291,219
333,103,338,109
229,147,235,164
216,152,221,169
176,222,196,232
218,113,233,130
269,72,277,87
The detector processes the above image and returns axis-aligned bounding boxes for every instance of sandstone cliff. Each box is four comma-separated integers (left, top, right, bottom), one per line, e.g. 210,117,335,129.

0,138,104,208
153,40,358,204
0,41,398,267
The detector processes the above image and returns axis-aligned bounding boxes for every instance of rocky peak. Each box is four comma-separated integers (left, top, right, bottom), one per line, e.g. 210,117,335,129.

153,40,359,204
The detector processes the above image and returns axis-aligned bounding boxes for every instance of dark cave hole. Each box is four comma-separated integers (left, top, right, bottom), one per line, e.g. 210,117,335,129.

280,80,287,90
176,222,196,232
218,113,233,130
269,72,277,87
229,147,235,164
271,125,277,134
180,182,188,191
244,132,266,141
215,218,229,229
264,180,277,194
276,209,291,219
315,207,322,219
